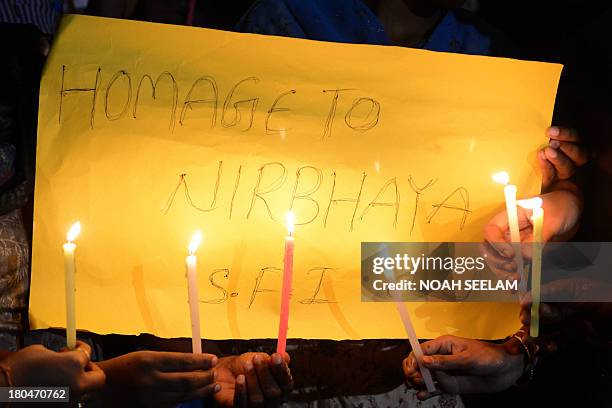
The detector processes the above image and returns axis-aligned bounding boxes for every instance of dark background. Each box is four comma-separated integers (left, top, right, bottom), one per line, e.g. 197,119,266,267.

2,1,611,406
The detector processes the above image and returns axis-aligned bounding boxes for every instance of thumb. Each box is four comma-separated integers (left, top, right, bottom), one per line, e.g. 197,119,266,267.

233,374,247,408
538,149,556,192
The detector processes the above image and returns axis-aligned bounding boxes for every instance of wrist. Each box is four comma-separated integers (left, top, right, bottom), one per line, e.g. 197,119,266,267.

504,329,539,387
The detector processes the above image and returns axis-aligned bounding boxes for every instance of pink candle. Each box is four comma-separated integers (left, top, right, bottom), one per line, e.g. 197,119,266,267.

277,212,295,355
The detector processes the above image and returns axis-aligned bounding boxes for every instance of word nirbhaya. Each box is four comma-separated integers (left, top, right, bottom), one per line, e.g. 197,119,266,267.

163,162,471,232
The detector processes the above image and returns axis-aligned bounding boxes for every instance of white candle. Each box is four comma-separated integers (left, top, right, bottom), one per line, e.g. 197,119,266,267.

186,230,203,353
518,197,544,337
381,244,435,393
492,171,525,291
396,302,436,393
63,221,81,349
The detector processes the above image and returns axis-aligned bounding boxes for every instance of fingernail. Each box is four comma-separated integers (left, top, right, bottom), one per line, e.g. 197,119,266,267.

549,140,560,149
214,383,221,392
539,149,546,160
273,354,282,365
422,356,433,365
237,374,245,385
245,360,253,371
211,356,218,367
548,126,560,137
546,147,558,158
253,355,261,365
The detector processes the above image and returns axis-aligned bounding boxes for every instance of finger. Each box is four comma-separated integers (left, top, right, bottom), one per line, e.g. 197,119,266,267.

65,348,90,368
233,375,248,408
410,373,425,388
479,241,520,283
482,242,517,274
279,352,290,365
547,126,580,143
416,389,434,401
155,352,218,372
244,358,265,407
74,341,92,360
270,353,293,393
416,385,443,401
407,373,425,389
86,361,103,373
483,223,514,259
480,240,510,265
557,141,588,166
538,149,556,190
544,147,575,179
421,336,466,357
60,341,91,360
403,355,416,377
253,354,281,401
80,364,107,393
404,354,426,388
156,370,216,392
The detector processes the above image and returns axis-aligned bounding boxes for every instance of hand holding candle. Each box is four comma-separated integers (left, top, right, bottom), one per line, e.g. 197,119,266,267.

277,211,295,355
63,221,81,349
517,197,544,337
492,171,526,291
380,244,436,393
186,230,203,354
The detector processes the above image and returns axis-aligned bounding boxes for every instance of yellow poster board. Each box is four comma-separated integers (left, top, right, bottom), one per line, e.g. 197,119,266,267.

30,15,562,340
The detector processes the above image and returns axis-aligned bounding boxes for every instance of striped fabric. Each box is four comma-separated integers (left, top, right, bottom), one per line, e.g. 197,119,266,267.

0,0,61,34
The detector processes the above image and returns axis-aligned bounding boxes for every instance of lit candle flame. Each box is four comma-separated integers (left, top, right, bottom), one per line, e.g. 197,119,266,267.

188,230,203,255
517,197,543,210
286,211,295,236
66,222,81,243
492,171,510,186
